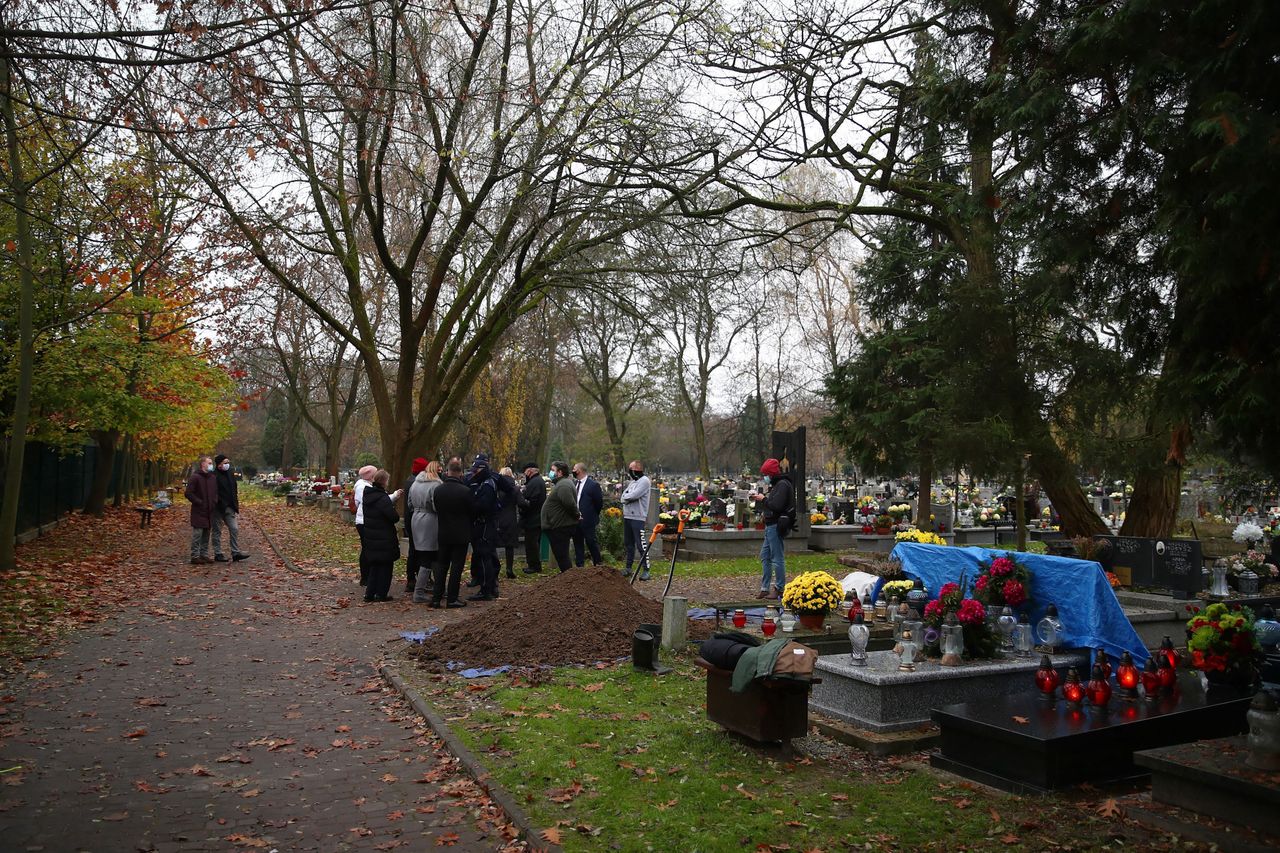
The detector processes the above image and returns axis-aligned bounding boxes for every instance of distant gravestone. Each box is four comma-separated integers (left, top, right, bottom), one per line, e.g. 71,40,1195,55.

1095,535,1202,600
771,426,807,537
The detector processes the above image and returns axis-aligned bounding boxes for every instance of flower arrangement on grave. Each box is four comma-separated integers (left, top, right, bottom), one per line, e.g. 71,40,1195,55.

858,496,878,515
1232,550,1267,575
811,512,827,525
881,579,915,600
1186,602,1261,687
658,511,676,531
973,553,1033,610
895,528,947,546
781,571,844,617
922,582,998,659
977,507,1002,526
874,514,893,533
888,503,912,522
1105,571,1122,589
1233,521,1266,547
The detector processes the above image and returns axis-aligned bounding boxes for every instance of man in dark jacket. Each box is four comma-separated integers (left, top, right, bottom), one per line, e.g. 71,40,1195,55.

466,454,500,601
431,457,477,608
360,470,401,602
571,462,605,567
212,454,249,562
185,456,218,564
541,461,581,572
403,457,428,592
751,458,794,600
516,462,546,574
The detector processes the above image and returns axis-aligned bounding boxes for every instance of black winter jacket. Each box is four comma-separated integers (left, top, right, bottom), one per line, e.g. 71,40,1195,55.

360,484,401,563
214,469,239,513
518,474,546,529
433,476,478,547
761,476,794,525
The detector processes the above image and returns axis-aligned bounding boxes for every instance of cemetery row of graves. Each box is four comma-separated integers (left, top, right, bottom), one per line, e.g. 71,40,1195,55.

263,452,1280,850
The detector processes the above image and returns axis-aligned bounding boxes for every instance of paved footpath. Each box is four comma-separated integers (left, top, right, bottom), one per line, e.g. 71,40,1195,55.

0,509,517,852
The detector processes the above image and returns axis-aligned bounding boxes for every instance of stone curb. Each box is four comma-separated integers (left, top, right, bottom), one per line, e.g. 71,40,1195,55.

379,663,559,853
249,512,306,575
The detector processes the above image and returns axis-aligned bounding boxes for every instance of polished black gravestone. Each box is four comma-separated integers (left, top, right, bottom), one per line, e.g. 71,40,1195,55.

930,672,1252,793
1135,736,1280,838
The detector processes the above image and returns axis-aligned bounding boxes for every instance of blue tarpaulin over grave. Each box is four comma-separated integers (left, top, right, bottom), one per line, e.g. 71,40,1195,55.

885,542,1148,665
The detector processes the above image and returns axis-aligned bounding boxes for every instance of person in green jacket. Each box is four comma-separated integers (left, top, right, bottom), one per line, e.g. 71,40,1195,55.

540,460,581,572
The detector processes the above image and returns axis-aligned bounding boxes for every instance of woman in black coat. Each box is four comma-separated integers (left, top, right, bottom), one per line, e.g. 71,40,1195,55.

496,468,520,579
361,470,402,602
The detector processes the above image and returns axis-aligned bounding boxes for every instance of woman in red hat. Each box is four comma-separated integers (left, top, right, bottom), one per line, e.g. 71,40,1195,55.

752,458,793,599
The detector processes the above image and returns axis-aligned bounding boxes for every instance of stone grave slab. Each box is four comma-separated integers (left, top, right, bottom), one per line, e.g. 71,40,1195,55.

1135,736,1280,838
809,650,1088,733
930,672,1252,793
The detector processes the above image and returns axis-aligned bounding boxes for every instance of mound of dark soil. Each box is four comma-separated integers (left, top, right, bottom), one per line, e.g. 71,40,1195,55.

409,566,682,669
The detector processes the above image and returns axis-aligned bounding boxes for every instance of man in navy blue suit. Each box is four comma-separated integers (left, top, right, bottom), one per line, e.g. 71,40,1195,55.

571,463,605,567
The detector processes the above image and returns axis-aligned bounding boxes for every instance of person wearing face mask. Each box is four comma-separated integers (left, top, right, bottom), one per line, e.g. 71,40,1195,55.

211,454,249,562
620,460,651,579
516,462,546,574
571,463,604,568
184,455,218,564
540,460,581,572
751,458,793,600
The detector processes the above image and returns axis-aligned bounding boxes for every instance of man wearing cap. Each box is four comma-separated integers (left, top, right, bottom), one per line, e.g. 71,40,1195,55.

353,464,377,586
402,457,429,592
212,454,249,562
466,454,500,600
751,458,793,600
516,462,546,574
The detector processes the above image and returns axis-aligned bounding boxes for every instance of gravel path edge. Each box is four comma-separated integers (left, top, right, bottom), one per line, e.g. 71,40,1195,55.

379,663,561,853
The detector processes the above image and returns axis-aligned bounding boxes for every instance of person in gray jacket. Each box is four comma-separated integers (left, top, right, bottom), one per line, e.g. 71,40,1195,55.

620,460,651,579
409,461,442,604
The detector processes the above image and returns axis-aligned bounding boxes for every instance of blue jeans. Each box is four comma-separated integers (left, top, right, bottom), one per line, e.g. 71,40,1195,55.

759,523,785,592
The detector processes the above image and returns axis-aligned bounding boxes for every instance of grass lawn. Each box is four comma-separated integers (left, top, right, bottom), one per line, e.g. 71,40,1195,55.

397,650,1133,853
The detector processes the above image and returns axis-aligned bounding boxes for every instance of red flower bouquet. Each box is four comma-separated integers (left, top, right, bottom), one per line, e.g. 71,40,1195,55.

922,581,998,659
974,552,1033,611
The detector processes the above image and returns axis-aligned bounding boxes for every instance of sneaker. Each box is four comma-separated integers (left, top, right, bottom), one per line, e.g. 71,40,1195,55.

214,555,229,562
231,552,250,562
622,568,632,578
639,572,650,581
446,600,467,608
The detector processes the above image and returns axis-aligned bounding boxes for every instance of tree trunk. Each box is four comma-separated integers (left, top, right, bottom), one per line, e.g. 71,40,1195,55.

1120,455,1184,538
532,334,558,468
0,56,37,571
280,398,299,476
916,450,932,530
600,397,625,472
1014,459,1027,552
83,429,120,517
691,414,711,481
1031,442,1106,537
324,435,342,479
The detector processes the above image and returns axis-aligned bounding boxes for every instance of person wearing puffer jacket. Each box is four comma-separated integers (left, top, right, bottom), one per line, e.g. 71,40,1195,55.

751,458,793,600
409,462,442,604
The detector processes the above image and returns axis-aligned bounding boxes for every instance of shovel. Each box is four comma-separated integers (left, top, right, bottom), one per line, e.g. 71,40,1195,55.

629,522,666,587
661,509,691,599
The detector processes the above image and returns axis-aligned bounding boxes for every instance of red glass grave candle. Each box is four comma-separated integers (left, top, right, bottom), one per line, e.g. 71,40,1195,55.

761,617,777,638
1159,636,1181,670
848,597,863,622
1157,656,1177,694
1034,655,1060,699
1116,652,1139,701
1062,668,1085,707
1087,664,1112,708
732,609,747,629
1140,658,1160,700
1094,648,1111,681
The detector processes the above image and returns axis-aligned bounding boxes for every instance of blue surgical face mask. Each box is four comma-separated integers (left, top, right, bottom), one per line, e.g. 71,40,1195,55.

762,475,771,486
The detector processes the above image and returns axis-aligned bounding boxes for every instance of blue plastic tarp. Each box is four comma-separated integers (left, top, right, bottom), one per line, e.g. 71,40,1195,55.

886,542,1148,665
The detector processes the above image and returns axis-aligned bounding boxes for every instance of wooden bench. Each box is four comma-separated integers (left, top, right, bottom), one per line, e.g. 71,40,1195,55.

134,506,155,528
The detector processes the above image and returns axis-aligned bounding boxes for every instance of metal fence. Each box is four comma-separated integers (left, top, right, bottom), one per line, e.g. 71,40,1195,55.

13,442,157,536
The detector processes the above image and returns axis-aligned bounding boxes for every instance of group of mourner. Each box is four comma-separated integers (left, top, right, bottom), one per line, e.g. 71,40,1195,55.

182,452,798,609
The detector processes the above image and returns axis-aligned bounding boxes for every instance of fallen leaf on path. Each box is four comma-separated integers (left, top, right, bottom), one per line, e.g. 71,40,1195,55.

435,832,460,846
1012,715,1029,725
539,828,562,845
173,657,194,666
122,728,147,739
136,698,166,707
101,811,129,821
225,833,269,848
1097,798,1122,818
581,682,604,692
